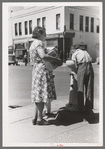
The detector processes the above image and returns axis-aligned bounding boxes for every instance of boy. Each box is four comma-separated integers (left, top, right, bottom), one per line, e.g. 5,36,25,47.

71,44,94,114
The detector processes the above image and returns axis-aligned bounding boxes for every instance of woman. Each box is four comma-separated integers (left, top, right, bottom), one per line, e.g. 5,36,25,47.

29,26,62,125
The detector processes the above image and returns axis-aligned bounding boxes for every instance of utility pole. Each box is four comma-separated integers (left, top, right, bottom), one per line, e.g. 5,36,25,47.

25,38,29,63
63,25,66,63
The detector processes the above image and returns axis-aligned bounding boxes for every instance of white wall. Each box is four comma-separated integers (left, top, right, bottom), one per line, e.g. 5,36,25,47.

12,6,64,40
10,6,100,61
65,6,100,61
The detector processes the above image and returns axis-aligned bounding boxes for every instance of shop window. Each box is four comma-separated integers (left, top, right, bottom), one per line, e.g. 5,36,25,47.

85,16,89,32
42,17,46,29
37,18,40,26
56,14,60,30
91,18,94,32
70,14,74,30
80,15,83,31
19,22,22,35
29,20,32,34
25,21,28,35
15,23,18,36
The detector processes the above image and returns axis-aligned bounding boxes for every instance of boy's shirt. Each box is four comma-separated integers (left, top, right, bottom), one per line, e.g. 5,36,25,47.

72,49,92,64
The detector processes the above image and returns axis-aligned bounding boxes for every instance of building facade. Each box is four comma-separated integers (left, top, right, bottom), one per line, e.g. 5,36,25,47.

9,6,100,62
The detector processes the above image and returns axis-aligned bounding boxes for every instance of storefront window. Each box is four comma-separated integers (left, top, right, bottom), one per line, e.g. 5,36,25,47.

15,43,26,60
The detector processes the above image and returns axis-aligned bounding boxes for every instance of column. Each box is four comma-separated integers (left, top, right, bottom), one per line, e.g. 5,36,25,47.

63,37,65,62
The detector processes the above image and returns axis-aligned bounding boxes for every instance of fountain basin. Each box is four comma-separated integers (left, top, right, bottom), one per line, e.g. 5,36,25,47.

66,60,75,69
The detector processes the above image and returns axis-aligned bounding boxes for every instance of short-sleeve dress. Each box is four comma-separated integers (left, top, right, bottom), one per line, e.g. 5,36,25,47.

29,39,56,103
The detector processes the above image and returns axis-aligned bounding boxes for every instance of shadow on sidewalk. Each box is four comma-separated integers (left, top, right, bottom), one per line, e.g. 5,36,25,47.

48,107,99,126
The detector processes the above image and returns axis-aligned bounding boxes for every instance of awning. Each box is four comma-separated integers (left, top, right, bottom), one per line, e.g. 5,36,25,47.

16,49,26,51
46,33,63,39
46,31,75,39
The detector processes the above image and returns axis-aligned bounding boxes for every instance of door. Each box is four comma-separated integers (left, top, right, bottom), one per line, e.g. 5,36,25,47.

58,38,63,61
65,37,73,60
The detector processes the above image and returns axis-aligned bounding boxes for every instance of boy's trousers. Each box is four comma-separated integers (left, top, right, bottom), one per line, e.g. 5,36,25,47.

77,62,94,111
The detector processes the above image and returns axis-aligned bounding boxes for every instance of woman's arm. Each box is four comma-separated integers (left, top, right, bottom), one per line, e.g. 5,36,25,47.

37,46,62,66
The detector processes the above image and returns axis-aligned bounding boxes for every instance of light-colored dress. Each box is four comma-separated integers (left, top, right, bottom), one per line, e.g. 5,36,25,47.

29,39,56,103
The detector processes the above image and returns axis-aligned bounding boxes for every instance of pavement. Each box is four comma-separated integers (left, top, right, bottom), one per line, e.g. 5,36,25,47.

3,63,103,147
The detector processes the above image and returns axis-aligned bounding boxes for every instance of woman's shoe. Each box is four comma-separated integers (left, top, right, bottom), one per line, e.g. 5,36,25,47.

36,119,50,125
43,112,51,118
32,119,37,125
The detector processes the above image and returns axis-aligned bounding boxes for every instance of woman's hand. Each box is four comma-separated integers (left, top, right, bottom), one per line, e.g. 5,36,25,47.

37,46,62,66
56,58,62,66
51,58,62,66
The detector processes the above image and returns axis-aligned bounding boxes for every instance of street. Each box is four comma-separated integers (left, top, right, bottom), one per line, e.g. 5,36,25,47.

8,63,99,110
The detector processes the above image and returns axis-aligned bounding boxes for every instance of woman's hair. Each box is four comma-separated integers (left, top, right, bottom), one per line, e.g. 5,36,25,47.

32,26,46,39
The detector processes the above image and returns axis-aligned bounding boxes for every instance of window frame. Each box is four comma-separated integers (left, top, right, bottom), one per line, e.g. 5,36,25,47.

42,17,46,29
37,18,41,26
80,15,84,31
15,23,18,36
19,22,22,35
56,14,60,30
25,21,28,35
85,16,89,32
70,13,74,30
91,17,94,32
96,18,99,33
29,20,32,34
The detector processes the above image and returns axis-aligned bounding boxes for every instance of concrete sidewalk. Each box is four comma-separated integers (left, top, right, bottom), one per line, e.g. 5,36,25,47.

4,63,102,146
4,97,101,147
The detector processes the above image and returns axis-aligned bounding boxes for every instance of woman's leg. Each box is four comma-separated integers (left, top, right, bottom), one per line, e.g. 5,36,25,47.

32,103,38,125
43,101,51,114
35,102,50,125
36,102,44,121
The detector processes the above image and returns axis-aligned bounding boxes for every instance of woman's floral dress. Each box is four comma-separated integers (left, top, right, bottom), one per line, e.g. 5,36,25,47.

29,39,56,103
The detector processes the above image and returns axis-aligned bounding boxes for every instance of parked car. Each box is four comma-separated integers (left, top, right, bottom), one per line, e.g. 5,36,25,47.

8,54,15,65
8,55,19,65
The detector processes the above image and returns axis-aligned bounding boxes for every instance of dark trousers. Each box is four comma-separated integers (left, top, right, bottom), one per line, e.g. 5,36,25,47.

77,63,94,111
